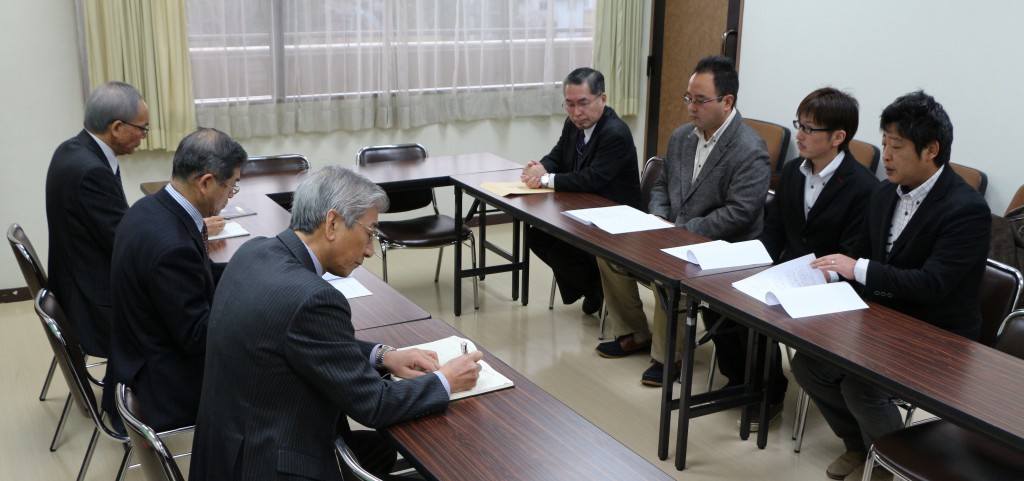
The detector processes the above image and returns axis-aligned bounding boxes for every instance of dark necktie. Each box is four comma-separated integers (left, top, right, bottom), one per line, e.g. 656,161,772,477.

574,129,586,172
201,223,209,256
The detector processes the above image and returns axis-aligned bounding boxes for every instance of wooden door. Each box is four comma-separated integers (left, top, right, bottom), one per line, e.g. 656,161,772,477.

645,0,743,159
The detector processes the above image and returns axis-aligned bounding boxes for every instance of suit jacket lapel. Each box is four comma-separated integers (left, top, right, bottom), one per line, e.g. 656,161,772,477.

578,107,611,171
677,128,699,203
155,189,207,258
278,229,318,274
805,154,855,226
887,168,952,260
79,129,128,202
685,112,743,202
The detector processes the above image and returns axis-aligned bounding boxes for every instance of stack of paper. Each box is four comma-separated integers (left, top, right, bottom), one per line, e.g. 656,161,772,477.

662,239,773,274
208,222,250,241
732,254,868,318
393,335,514,401
322,272,372,299
563,205,674,234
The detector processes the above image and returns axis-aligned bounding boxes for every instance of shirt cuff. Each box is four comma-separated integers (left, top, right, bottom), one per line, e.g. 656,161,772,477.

854,258,870,285
546,173,555,188
828,270,839,283
433,371,452,396
369,344,383,366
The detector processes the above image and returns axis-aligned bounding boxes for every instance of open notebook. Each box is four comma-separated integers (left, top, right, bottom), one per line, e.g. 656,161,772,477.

392,335,514,401
732,253,868,318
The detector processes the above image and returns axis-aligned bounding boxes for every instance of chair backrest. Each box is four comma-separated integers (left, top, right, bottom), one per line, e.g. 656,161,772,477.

994,309,1024,360
978,259,1024,346
356,144,434,213
640,156,663,211
334,435,384,481
742,118,790,174
950,162,988,196
241,154,310,176
848,139,880,175
1006,184,1024,216
7,223,47,299
115,384,185,481
35,289,126,442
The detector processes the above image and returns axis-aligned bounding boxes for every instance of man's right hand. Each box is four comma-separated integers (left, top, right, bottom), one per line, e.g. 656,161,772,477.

439,351,483,393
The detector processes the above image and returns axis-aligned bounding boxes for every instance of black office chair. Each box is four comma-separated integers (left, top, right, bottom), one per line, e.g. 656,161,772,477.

6,223,58,401
334,435,384,481
848,139,880,175
36,289,193,481
357,143,478,309
241,153,310,176
115,384,186,481
863,310,1024,481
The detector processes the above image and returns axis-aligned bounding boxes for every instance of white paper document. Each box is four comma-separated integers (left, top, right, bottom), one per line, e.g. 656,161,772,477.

322,273,372,299
208,222,250,241
662,239,773,274
732,254,868,318
562,205,674,234
393,335,515,401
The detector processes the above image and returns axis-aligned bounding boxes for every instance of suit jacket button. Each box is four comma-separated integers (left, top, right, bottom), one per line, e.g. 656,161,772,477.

887,293,893,298
874,290,881,296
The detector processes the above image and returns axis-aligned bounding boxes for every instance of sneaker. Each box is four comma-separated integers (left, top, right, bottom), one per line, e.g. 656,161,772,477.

640,360,681,387
737,402,784,432
826,451,867,480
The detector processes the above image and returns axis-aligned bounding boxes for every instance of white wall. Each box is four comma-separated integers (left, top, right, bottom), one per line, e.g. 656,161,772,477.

738,0,1023,211
0,2,651,290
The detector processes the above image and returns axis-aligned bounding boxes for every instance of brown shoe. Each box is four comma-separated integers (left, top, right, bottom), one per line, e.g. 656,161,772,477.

845,463,893,481
595,334,652,358
827,451,867,480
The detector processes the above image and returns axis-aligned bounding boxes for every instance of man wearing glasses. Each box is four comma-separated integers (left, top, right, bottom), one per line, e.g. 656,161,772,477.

594,56,770,389
521,67,642,315
45,81,148,359
102,128,247,431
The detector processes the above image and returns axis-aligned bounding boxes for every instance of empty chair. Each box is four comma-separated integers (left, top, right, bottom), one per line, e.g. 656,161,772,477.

743,118,791,191
949,162,987,196
334,435,384,481
356,144,478,308
848,139,880,175
6,223,58,402
115,384,186,481
863,309,1024,481
240,153,310,176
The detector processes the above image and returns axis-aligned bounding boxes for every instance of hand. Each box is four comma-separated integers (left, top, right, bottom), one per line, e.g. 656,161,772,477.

522,160,547,178
204,216,226,236
520,174,542,189
810,254,855,280
439,351,484,393
383,348,441,379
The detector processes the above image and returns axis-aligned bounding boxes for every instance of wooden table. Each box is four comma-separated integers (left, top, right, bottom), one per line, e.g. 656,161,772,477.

450,169,767,464
356,317,677,481
680,268,1024,455
209,192,430,330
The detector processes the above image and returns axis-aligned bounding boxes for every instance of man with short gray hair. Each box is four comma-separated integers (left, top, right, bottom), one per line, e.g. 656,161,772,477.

190,166,483,481
46,81,149,358
102,127,247,431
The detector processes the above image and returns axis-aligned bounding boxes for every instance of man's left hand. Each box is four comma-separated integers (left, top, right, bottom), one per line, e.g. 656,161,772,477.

810,254,856,280
383,348,441,378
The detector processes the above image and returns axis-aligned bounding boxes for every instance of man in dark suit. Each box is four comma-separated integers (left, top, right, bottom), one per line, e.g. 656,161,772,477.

189,166,483,481
594,56,770,387
521,67,641,315
45,81,148,358
102,128,247,431
801,91,991,481
715,88,878,429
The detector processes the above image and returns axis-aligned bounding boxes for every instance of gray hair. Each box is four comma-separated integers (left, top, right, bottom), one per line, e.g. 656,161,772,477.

290,166,390,233
83,82,144,133
171,128,248,182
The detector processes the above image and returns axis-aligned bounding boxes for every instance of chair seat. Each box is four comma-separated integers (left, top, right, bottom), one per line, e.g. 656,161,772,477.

873,420,1024,481
378,215,471,248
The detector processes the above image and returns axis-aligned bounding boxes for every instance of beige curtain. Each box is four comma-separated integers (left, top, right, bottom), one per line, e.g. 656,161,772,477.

594,0,644,116
81,0,195,151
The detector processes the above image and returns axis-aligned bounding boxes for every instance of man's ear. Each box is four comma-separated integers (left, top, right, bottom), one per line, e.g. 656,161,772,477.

831,130,847,148
922,140,940,164
323,209,340,241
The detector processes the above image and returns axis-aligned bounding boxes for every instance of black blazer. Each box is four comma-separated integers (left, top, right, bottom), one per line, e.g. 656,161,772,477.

540,106,642,209
760,152,878,263
189,230,449,481
45,130,128,357
854,166,991,339
103,188,221,430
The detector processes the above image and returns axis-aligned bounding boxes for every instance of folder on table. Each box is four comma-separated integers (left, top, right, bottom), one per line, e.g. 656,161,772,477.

392,335,514,400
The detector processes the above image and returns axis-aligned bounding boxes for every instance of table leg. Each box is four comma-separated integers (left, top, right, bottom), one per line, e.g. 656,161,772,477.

520,222,528,305
453,185,464,317
673,294,697,470
478,198,487,282
756,335,774,449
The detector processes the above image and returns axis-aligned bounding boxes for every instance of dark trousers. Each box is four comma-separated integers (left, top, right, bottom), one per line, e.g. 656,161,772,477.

527,229,601,304
705,313,789,405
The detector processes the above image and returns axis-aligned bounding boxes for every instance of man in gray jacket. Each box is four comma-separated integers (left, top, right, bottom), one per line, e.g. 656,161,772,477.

594,55,770,388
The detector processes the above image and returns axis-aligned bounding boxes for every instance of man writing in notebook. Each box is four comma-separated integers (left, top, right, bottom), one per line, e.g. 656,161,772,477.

521,67,642,315
801,91,991,481
190,166,483,481
593,55,770,389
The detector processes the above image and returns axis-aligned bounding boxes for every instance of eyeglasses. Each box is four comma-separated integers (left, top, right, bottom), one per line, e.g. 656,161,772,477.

792,120,832,135
218,180,240,195
356,220,380,245
562,96,598,111
682,95,724,106
120,120,150,134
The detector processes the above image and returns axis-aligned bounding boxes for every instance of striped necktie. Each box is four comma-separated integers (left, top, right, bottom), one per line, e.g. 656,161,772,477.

574,129,586,172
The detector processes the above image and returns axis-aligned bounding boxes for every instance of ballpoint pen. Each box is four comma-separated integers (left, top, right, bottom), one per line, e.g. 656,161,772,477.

460,340,468,355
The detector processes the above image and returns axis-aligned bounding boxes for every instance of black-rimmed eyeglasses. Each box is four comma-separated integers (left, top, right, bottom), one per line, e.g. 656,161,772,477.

120,120,150,134
792,120,831,135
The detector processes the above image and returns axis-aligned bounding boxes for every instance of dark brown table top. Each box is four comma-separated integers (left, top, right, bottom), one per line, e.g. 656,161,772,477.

209,192,429,330
356,317,676,481
680,268,1024,453
141,152,523,196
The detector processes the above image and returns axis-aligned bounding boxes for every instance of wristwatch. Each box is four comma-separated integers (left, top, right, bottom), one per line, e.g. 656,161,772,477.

540,173,550,188
375,345,396,369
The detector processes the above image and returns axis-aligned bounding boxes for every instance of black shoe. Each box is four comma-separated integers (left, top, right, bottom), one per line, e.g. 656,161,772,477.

582,292,603,315
595,334,651,358
640,360,681,387
738,401,784,432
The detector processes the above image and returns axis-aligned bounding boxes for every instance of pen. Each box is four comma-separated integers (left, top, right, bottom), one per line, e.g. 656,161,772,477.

460,340,468,355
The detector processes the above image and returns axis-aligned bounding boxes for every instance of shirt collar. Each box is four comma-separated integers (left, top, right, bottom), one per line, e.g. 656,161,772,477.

799,151,845,178
582,123,597,144
896,164,945,200
694,108,738,146
298,236,325,276
86,130,119,175
163,183,205,234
